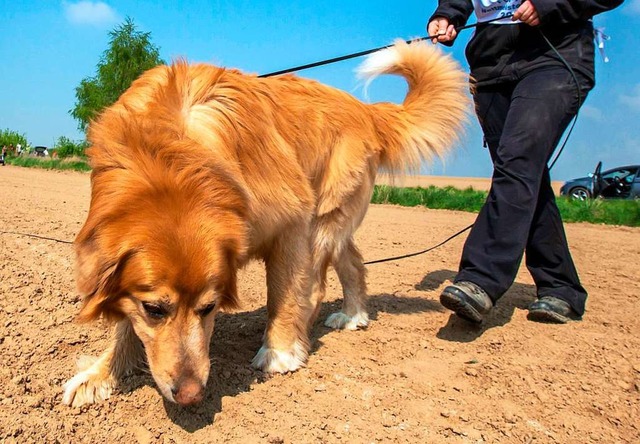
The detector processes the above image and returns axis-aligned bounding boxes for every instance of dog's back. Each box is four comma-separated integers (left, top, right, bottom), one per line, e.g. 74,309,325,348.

88,41,467,226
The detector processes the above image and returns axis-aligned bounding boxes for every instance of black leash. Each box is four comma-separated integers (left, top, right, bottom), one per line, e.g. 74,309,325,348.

0,223,473,261
0,230,73,245
259,36,430,78
259,16,513,78
364,224,472,265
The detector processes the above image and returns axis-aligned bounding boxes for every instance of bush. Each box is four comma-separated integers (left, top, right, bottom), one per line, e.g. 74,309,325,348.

0,129,29,152
53,136,89,158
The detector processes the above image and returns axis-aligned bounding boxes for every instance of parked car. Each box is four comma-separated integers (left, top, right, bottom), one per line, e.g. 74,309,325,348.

560,162,640,200
33,146,49,157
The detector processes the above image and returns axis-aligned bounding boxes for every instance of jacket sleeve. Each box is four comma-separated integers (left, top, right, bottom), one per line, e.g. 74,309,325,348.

428,0,474,30
530,0,625,25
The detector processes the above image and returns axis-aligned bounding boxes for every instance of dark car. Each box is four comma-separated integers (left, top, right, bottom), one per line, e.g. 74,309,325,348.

560,162,640,200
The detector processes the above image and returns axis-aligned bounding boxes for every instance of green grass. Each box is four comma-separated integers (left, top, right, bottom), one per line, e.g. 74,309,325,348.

556,197,640,226
5,161,638,227
6,156,91,172
372,184,640,227
372,185,487,212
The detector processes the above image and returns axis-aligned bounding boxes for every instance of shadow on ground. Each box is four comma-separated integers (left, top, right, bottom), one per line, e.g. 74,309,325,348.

151,291,444,431
131,270,537,431
417,268,537,343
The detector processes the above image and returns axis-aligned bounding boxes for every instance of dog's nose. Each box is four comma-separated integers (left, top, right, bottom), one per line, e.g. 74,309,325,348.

172,378,204,406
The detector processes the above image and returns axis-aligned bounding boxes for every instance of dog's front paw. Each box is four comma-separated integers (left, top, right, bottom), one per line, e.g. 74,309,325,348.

325,311,369,330
251,341,308,373
62,357,116,407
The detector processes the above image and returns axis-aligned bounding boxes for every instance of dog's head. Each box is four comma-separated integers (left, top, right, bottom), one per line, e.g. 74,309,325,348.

75,153,248,406
74,61,256,405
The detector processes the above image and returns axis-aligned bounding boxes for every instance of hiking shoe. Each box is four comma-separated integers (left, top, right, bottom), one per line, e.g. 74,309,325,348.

527,296,581,324
440,281,493,324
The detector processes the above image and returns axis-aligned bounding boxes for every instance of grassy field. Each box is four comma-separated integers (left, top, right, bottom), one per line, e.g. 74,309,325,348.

4,159,639,227
6,156,91,172
373,184,640,227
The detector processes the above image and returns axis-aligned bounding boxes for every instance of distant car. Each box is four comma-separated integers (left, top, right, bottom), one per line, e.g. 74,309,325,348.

34,146,49,157
560,162,640,200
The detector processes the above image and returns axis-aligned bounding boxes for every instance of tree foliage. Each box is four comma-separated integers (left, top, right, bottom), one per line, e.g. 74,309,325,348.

53,136,89,158
0,129,29,149
70,17,164,132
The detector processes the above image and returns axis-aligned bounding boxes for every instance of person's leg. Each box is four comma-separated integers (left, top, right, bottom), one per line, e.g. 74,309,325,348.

440,84,511,323
525,167,588,316
446,67,586,320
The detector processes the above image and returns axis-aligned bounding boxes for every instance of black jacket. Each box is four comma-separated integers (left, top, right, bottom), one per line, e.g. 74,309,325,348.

429,0,624,87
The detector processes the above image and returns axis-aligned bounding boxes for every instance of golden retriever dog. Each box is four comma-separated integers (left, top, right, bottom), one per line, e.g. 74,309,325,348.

62,40,468,407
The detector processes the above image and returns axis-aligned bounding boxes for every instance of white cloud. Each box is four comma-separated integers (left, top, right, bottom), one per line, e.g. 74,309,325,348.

619,84,640,112
581,104,604,122
625,0,640,16
63,1,118,27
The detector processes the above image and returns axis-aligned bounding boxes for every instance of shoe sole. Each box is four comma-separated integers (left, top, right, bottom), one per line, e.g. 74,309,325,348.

527,309,570,324
440,288,484,324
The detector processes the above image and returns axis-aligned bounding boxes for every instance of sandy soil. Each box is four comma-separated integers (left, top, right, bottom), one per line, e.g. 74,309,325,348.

0,165,638,444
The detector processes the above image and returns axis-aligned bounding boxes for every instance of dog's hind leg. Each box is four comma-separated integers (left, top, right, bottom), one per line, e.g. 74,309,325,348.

252,229,313,373
306,235,334,328
325,239,370,330
62,319,143,407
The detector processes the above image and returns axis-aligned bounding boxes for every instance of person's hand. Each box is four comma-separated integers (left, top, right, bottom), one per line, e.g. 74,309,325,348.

427,17,457,44
513,0,540,26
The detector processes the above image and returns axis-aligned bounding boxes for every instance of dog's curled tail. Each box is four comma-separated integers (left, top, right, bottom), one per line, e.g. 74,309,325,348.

357,40,470,173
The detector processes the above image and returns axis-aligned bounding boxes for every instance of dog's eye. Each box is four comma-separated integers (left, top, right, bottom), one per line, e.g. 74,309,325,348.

198,303,216,317
142,302,168,319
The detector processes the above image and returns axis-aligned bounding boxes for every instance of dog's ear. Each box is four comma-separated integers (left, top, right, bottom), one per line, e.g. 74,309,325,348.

75,233,101,300
75,233,134,323
216,242,241,311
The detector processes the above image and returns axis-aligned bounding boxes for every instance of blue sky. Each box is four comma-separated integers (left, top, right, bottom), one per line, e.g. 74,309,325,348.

1,1,638,180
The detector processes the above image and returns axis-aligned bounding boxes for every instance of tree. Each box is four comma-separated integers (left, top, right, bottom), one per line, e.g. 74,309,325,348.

70,17,164,132
0,129,29,150
53,136,90,158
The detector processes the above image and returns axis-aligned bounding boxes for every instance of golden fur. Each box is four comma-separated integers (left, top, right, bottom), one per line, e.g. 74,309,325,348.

62,40,469,407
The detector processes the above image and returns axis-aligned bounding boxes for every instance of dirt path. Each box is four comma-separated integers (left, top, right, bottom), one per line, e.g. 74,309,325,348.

1,166,638,443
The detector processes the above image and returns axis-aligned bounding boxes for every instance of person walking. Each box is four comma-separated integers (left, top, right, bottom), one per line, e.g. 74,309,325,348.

428,0,623,324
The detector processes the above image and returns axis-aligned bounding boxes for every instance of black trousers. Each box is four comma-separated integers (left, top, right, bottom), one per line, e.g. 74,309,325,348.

456,66,592,315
